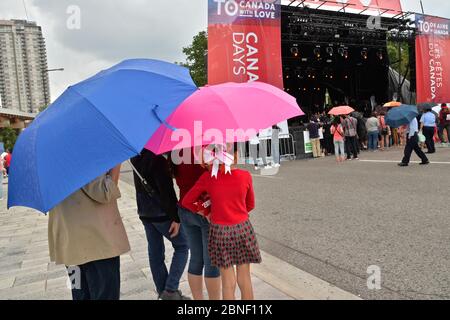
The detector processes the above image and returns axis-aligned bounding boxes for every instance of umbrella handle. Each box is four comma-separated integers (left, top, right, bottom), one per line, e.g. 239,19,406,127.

152,104,177,131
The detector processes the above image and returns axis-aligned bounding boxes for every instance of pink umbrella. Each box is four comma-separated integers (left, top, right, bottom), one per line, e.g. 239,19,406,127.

145,82,303,154
328,105,355,116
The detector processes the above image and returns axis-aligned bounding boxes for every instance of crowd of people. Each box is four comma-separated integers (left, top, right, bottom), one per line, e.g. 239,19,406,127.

47,143,260,301
306,103,450,163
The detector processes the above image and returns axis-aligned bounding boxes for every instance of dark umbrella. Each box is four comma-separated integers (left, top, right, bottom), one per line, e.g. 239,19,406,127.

351,111,363,119
385,105,419,128
417,102,435,112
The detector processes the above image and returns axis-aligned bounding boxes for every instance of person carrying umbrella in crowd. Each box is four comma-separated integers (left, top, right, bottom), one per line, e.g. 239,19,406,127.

330,117,345,163
438,103,450,144
130,149,190,300
420,108,437,154
386,105,430,167
398,117,430,166
48,165,130,300
182,143,261,300
171,148,221,300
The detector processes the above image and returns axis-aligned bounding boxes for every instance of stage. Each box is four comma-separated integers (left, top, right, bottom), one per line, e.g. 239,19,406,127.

280,4,416,120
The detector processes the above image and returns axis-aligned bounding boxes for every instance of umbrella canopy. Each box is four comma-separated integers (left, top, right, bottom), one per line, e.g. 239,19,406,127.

8,59,197,213
385,105,418,128
432,105,441,114
328,106,355,116
145,82,303,154
383,101,402,108
417,102,436,112
351,111,364,119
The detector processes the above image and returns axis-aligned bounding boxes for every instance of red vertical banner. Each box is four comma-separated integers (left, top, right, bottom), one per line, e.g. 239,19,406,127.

208,0,283,89
415,15,450,103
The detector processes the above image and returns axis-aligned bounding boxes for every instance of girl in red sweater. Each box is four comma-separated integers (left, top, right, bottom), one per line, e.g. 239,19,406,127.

182,143,261,300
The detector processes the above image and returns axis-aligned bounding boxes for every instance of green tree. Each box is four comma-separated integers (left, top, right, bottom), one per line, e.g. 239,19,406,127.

387,40,410,81
0,127,18,151
39,104,49,112
181,31,208,87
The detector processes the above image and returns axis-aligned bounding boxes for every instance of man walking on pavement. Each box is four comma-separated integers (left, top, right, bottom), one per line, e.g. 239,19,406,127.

398,117,430,167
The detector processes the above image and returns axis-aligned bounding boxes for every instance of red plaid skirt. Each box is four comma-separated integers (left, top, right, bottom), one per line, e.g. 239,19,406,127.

208,219,262,269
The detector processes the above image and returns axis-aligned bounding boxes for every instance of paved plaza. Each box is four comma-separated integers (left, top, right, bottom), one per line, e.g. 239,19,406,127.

250,146,450,300
0,180,297,300
1,146,448,300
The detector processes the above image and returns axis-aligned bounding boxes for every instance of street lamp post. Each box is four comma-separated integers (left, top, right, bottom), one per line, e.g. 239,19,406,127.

42,68,64,108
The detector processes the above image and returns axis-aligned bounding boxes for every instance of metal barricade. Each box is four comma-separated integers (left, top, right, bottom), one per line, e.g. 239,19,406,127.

279,134,296,161
243,134,296,165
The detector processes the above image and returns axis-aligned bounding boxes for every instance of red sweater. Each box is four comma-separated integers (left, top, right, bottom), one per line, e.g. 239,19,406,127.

182,169,255,226
174,163,207,204
5,154,11,167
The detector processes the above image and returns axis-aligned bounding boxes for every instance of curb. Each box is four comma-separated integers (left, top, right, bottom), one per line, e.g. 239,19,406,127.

252,251,361,300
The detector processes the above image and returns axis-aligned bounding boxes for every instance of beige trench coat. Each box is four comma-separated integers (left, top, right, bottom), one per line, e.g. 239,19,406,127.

48,174,130,266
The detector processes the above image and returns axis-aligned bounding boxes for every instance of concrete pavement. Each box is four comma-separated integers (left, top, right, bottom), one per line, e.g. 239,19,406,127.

250,146,450,300
0,174,360,300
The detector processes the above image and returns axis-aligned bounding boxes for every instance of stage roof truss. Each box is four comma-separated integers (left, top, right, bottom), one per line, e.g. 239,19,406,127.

284,1,406,18
338,3,350,13
295,0,305,8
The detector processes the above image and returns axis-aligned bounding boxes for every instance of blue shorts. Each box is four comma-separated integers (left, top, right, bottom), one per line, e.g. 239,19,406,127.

178,206,220,278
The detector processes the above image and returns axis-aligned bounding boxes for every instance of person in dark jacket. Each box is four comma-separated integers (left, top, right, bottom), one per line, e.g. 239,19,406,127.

438,103,450,144
356,116,368,151
321,118,334,156
308,117,321,158
130,149,189,300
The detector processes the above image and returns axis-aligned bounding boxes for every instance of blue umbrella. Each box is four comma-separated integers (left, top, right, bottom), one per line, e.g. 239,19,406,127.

385,105,419,128
8,59,197,213
417,102,435,112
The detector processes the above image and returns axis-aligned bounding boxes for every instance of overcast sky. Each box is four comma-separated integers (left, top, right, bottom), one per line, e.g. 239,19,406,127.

1,0,449,100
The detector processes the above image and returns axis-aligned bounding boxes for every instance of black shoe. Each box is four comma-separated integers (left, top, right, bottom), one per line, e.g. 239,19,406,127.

158,290,191,300
398,163,408,167
420,161,430,165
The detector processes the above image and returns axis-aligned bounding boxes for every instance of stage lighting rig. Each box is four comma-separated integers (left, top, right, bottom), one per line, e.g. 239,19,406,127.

314,46,321,60
361,48,368,60
377,49,384,60
326,46,334,57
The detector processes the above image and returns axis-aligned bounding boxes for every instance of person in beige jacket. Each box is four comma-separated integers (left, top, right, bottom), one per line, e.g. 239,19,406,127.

48,165,130,300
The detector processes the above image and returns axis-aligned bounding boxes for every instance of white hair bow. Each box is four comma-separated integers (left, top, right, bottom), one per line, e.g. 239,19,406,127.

203,145,234,178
